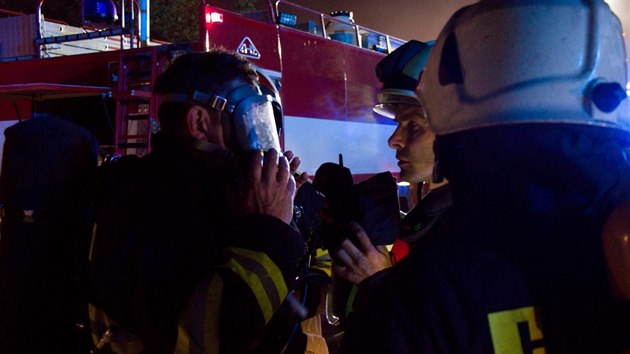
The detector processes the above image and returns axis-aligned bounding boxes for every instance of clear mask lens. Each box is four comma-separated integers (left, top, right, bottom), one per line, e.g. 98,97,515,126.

234,99,281,152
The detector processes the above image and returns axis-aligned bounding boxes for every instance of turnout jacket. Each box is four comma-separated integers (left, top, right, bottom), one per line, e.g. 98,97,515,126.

391,183,453,264
0,117,98,354
87,135,305,354
340,125,630,354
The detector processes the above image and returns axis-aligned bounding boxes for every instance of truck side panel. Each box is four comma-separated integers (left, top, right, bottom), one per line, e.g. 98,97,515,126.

0,51,120,171
278,27,346,121
0,51,119,87
204,4,398,177
202,6,281,73
277,26,397,176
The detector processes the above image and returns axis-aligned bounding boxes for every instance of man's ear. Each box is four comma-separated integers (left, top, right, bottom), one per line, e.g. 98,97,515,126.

186,105,210,140
186,105,226,146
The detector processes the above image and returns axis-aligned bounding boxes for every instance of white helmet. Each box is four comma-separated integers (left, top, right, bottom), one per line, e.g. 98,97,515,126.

418,0,629,135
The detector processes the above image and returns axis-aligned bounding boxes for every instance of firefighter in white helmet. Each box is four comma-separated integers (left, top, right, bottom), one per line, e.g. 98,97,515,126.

339,1,630,353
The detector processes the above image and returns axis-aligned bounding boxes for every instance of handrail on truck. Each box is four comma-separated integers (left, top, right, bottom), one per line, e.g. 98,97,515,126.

273,0,405,54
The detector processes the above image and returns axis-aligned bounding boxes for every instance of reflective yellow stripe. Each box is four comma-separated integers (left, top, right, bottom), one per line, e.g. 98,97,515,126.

311,248,332,277
88,303,101,345
224,258,274,322
175,325,191,354
203,276,222,354
226,247,288,299
488,306,546,354
178,247,288,353
224,247,288,323
176,275,223,354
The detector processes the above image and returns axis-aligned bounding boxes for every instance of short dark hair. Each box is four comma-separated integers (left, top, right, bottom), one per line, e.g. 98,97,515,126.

154,48,258,134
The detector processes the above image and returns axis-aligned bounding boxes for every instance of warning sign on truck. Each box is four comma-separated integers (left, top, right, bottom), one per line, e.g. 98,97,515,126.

237,37,260,59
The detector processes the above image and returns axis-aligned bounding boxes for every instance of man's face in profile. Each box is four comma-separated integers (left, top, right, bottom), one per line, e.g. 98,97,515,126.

388,104,436,183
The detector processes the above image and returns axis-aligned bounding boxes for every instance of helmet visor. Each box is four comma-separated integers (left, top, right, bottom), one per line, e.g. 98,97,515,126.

374,89,422,119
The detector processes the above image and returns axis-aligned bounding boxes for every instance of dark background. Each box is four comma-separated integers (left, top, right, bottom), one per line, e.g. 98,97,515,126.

0,0,627,79
0,0,475,42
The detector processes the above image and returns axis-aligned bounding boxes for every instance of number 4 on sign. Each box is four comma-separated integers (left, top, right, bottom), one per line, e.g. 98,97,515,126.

237,37,261,60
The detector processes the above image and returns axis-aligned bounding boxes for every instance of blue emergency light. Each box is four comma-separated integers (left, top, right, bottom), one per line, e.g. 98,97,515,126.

278,12,297,27
82,0,118,25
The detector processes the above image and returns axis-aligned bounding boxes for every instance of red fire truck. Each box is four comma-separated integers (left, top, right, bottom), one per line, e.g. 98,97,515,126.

0,1,406,180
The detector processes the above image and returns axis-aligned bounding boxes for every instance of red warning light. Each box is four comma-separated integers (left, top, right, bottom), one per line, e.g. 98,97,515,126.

205,11,223,24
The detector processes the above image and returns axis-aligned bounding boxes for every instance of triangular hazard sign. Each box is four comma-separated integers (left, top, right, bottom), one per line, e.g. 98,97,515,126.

237,37,261,60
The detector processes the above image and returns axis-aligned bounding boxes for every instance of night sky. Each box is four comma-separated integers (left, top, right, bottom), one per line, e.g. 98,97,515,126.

285,0,476,41
210,0,476,41
280,0,630,85
285,0,629,43
214,0,628,54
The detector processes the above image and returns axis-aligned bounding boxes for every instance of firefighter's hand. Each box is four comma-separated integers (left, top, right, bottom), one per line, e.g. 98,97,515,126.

332,222,392,285
244,149,296,224
284,150,310,189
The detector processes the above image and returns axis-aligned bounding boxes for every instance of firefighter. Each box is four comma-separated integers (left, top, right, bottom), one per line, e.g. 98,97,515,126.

339,0,630,353
87,49,308,353
332,40,453,288
0,116,98,354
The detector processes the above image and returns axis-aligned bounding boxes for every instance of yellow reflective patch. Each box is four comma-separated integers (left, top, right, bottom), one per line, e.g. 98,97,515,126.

223,247,290,324
175,325,191,354
311,248,332,277
88,303,101,344
488,306,546,354
176,275,223,354
203,276,222,354
314,248,329,260
225,257,274,322
225,247,288,300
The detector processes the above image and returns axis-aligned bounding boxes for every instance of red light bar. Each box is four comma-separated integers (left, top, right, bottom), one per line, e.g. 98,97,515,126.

205,11,223,24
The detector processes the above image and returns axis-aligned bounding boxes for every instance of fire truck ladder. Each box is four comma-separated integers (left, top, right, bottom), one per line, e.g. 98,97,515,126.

114,47,159,156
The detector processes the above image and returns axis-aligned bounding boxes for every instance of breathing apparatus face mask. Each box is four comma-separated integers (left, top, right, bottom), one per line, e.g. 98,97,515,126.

226,84,282,152
159,82,282,152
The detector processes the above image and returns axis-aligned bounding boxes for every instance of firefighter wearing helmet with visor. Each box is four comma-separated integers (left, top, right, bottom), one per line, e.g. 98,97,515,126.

339,1,630,353
332,40,453,286
87,49,309,354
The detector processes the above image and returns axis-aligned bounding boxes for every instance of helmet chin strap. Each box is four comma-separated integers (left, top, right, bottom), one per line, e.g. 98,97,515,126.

220,109,238,151
191,138,224,153
431,139,443,184
432,158,443,184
